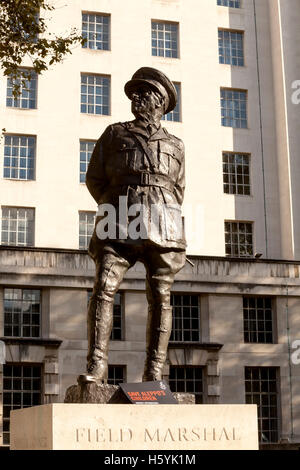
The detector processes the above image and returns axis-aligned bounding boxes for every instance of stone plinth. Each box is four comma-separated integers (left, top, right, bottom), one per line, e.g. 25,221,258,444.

10,403,259,450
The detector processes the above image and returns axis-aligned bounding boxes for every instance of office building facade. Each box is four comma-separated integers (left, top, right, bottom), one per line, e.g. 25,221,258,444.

0,0,300,448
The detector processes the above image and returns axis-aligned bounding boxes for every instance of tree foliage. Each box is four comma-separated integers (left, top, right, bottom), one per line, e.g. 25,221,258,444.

0,0,85,96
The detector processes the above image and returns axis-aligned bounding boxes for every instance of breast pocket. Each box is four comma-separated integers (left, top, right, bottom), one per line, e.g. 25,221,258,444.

159,142,181,178
118,146,138,171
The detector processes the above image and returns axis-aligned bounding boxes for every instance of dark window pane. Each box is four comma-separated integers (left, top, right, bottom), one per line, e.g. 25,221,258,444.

245,367,279,443
243,297,273,344
170,294,200,342
169,367,204,402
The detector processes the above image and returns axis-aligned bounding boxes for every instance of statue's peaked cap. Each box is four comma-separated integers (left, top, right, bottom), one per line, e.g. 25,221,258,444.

124,67,177,114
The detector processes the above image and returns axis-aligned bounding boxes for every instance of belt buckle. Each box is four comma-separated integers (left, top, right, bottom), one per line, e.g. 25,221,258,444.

141,172,150,185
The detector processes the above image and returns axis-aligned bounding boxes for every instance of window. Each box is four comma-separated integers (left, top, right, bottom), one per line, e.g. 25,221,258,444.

110,292,123,340
1,207,35,247
4,288,41,338
243,297,273,343
107,365,126,385
170,294,200,342
217,0,241,7
225,221,253,257
6,69,37,109
221,88,247,128
245,367,279,443
88,291,124,340
161,83,181,122
152,21,179,58
3,135,36,180
169,366,204,404
219,30,244,66
80,140,96,183
82,13,110,50
80,74,110,115
223,152,250,195
2,364,42,445
79,211,95,249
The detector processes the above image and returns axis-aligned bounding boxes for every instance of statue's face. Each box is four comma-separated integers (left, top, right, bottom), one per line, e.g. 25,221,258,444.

130,84,163,116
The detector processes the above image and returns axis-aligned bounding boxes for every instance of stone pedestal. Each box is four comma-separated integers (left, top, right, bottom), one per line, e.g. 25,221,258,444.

10,403,259,450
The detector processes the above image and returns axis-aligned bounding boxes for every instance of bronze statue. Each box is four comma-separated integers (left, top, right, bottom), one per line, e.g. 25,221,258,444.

80,67,186,384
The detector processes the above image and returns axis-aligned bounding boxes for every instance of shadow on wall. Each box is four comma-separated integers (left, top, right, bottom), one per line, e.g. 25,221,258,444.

227,0,281,259
51,288,88,339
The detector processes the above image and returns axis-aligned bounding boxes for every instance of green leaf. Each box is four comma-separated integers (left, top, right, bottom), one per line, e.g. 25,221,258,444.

0,0,84,97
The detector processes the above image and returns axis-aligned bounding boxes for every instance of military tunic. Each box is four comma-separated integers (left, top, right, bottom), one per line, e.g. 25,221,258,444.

86,119,186,258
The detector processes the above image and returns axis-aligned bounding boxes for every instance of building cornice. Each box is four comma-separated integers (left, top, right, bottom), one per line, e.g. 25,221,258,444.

1,245,300,265
1,247,300,294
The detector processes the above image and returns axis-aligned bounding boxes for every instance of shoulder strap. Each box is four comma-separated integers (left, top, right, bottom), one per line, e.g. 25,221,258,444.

121,123,156,172
162,127,183,151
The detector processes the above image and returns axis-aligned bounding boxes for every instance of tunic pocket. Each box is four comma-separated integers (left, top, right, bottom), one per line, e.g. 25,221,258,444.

159,141,182,176
119,146,137,171
158,152,171,175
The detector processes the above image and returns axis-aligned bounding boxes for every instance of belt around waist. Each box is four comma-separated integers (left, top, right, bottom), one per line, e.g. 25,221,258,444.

111,173,174,192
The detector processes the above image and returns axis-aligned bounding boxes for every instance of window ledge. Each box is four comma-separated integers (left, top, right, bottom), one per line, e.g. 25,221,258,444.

6,107,37,111
0,337,62,347
259,443,300,450
168,342,223,351
80,113,111,117
2,178,36,182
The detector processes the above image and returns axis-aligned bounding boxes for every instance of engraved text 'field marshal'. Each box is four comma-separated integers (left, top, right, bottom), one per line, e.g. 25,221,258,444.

75,426,241,443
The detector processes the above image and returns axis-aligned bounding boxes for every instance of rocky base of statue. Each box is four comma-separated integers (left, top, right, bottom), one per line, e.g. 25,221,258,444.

64,382,127,404
64,382,196,405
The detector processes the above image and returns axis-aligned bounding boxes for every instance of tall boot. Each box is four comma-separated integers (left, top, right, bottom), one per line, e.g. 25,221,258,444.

85,297,114,383
142,306,172,381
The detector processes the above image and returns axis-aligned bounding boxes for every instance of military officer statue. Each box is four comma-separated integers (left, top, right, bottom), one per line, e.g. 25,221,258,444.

80,67,186,384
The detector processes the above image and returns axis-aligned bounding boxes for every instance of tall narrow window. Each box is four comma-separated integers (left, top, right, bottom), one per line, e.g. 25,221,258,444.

169,366,204,404
80,74,110,115
2,364,42,445
152,21,179,58
243,297,274,343
3,135,36,180
218,30,244,66
225,221,253,257
245,367,280,443
79,211,95,249
170,294,200,342
80,140,96,183
6,69,37,109
1,207,35,247
4,288,41,338
221,88,247,128
82,13,110,50
223,152,250,195
110,292,123,340
161,83,181,122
